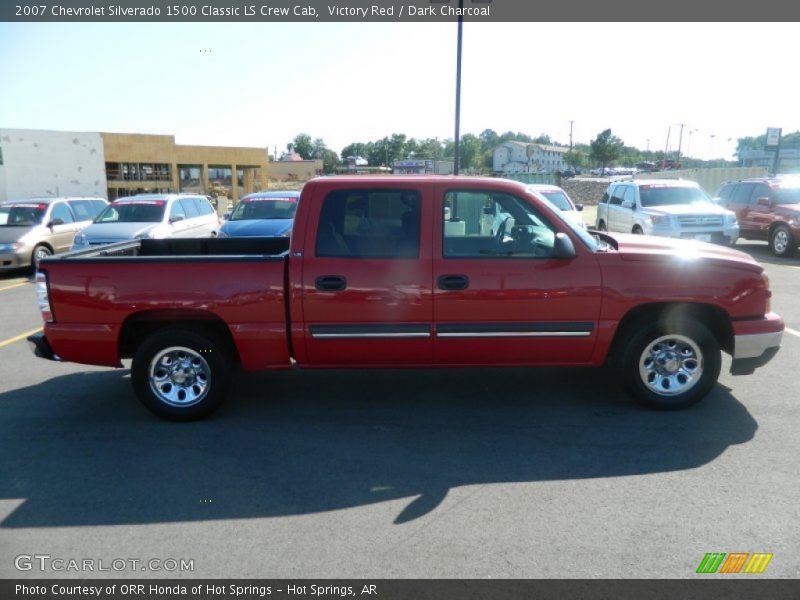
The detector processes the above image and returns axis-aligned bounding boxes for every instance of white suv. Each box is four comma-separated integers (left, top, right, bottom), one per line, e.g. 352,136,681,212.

596,179,739,244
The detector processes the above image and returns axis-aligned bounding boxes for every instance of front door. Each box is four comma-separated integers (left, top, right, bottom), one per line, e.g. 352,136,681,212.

432,184,602,365
300,185,433,366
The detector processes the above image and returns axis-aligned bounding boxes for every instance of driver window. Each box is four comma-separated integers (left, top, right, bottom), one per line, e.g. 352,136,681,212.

51,202,75,224
443,190,556,258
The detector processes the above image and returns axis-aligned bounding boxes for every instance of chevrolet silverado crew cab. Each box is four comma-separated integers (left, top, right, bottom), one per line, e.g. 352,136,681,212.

596,179,739,244
29,176,783,420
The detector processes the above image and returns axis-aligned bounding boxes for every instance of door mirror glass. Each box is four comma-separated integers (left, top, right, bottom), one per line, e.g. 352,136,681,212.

48,218,65,228
756,196,772,207
575,203,584,211
169,215,185,224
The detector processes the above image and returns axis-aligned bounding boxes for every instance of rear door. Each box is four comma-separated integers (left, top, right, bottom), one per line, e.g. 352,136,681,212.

299,184,434,366
729,182,757,236
168,199,191,237
606,184,627,232
432,184,602,366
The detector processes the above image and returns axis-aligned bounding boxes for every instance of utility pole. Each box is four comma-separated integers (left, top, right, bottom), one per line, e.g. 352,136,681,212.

676,123,686,163
453,0,464,175
568,120,575,152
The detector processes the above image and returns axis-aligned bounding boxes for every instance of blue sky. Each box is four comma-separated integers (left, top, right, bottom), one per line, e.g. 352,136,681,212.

2,22,799,159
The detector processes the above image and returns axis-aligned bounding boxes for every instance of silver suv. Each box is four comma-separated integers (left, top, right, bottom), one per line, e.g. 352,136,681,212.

0,197,108,271
596,179,739,244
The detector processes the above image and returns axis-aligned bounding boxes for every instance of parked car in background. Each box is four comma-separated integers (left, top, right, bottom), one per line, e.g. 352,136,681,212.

0,196,107,270
596,179,738,244
218,191,300,238
487,184,585,234
72,194,218,250
527,184,586,228
715,177,800,257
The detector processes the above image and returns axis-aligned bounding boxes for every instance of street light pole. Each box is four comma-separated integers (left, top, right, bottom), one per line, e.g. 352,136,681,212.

453,0,464,175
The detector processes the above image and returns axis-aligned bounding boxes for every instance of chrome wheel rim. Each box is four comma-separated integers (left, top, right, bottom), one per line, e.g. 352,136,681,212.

773,229,789,254
639,334,703,397
148,346,211,407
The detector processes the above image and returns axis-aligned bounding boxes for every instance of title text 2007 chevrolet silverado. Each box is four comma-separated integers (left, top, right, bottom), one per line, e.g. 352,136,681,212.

29,176,783,420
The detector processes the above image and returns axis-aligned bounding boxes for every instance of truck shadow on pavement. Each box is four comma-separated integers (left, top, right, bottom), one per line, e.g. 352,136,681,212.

0,366,757,527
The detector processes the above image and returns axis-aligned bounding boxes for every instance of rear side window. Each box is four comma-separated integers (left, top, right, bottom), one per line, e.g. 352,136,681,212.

179,198,200,218
315,189,421,258
717,183,735,202
195,197,216,216
731,183,756,205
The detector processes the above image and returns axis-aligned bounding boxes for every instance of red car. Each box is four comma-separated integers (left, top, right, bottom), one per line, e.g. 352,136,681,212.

29,176,783,420
716,177,800,256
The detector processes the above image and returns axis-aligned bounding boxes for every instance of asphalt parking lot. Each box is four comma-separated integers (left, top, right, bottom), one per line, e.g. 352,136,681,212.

0,241,798,579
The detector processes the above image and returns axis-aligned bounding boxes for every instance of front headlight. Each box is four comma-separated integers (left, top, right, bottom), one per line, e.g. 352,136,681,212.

649,215,671,226
726,214,738,226
134,231,155,240
72,233,88,247
217,230,229,238
0,242,22,252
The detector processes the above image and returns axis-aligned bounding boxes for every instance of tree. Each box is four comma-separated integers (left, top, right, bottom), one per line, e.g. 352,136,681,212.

564,149,587,170
319,148,340,174
589,129,624,173
292,133,314,159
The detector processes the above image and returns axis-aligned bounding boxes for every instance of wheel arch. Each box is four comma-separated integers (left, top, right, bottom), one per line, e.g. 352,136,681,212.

609,302,734,361
119,309,240,362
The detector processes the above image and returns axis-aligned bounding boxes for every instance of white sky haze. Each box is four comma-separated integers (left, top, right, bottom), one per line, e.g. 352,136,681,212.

1,22,797,160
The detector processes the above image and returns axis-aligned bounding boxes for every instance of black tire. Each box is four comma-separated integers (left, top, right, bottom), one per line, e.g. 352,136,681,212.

632,225,644,234
618,317,721,410
31,244,52,271
132,327,232,421
769,224,795,257
597,220,607,232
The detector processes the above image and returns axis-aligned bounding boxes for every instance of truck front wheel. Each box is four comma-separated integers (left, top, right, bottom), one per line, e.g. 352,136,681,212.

132,328,232,421
619,318,721,410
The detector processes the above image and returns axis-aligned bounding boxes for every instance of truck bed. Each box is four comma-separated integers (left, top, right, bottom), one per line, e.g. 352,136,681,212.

39,237,292,371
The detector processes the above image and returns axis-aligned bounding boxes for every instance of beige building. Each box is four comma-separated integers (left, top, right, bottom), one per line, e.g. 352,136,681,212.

268,158,323,182
102,132,269,202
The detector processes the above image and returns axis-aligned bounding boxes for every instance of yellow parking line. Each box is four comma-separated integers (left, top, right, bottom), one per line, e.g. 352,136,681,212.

0,327,42,350
0,281,30,292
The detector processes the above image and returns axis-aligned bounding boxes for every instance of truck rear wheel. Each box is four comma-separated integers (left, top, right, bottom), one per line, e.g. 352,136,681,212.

132,328,232,421
769,224,795,257
619,317,720,410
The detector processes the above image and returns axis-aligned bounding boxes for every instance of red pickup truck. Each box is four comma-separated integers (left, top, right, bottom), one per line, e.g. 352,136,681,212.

29,176,783,420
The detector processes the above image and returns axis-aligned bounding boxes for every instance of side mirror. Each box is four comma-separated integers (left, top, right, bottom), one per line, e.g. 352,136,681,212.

756,196,773,208
169,215,185,224
621,199,634,209
222,212,232,221
575,203,584,212
47,218,65,228
553,232,576,259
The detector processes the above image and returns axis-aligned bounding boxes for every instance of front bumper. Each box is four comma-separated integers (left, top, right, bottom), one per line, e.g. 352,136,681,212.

730,313,784,375
0,249,31,271
648,223,739,244
27,331,59,361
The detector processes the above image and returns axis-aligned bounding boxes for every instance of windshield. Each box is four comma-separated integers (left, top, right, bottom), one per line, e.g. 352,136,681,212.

639,185,711,207
231,198,298,221
0,204,46,226
95,201,165,223
773,186,800,205
541,190,573,211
